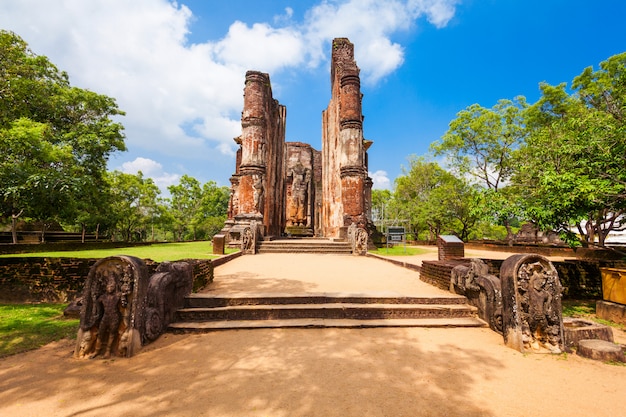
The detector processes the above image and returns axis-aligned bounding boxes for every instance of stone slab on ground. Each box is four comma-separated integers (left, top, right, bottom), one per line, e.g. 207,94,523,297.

577,339,626,362
597,299,626,325
169,317,487,331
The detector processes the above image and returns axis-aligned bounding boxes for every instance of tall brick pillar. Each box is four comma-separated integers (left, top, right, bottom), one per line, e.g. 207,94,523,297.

218,70,286,251
238,71,268,218
322,38,372,238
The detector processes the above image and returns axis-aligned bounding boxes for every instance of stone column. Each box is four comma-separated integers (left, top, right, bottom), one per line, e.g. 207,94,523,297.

238,71,268,217
336,40,366,230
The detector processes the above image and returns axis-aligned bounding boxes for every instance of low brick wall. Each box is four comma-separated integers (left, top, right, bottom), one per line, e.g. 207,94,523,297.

0,257,96,303
421,259,469,290
420,257,626,299
465,242,625,260
0,256,221,303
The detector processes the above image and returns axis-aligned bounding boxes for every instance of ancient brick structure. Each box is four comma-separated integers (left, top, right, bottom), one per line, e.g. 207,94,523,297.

229,70,286,240
322,38,372,238
218,38,373,249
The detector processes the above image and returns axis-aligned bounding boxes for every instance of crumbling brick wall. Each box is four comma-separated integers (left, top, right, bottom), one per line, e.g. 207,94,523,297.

0,257,216,303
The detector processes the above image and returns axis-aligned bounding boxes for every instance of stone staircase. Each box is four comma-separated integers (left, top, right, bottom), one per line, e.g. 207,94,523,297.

168,293,487,332
257,238,352,254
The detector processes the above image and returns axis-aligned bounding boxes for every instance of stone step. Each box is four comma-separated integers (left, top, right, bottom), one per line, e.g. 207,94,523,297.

169,317,487,332
184,294,470,308
258,247,352,254
175,303,478,322
257,239,352,254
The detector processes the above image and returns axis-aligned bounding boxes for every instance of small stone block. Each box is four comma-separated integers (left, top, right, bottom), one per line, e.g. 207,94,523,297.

596,300,626,325
213,234,225,255
577,339,625,362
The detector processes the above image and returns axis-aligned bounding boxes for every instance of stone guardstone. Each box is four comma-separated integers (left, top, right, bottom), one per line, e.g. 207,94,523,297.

577,339,625,362
500,254,565,353
74,256,149,359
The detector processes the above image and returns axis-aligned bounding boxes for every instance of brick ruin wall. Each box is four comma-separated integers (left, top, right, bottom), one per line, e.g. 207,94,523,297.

421,258,626,299
321,38,371,238
231,70,286,236
0,257,216,303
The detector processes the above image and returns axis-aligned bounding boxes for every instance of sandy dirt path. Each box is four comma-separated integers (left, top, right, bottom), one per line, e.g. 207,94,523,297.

1,328,625,417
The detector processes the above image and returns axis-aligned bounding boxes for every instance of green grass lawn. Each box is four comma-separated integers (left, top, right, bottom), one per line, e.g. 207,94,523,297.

0,241,239,262
0,303,79,357
562,299,626,330
369,245,433,256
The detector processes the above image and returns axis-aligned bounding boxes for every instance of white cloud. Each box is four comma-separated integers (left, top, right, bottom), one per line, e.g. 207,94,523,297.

211,21,306,73
302,0,459,83
370,170,392,190
121,157,180,191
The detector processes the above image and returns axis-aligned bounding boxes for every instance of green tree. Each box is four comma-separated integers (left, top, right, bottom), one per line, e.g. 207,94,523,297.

431,97,528,241
107,171,160,242
167,175,203,241
0,31,125,242
515,53,626,246
166,177,230,241
393,157,477,241
196,181,230,240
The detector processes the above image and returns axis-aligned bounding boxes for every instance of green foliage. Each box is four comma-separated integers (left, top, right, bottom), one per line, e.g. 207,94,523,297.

432,97,528,190
368,245,432,256
0,30,125,242
513,52,626,246
107,171,161,242
431,98,528,242
165,176,229,241
0,303,78,357
391,157,479,241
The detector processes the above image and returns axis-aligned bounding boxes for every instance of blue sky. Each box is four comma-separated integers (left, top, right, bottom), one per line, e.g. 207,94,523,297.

1,0,625,193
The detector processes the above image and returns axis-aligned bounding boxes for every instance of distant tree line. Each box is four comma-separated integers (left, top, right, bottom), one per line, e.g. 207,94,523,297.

378,51,626,247
0,30,229,243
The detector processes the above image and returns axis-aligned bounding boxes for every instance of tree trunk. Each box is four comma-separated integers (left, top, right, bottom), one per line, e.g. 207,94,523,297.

95,223,100,241
504,219,514,246
11,210,23,244
81,223,86,243
40,222,48,244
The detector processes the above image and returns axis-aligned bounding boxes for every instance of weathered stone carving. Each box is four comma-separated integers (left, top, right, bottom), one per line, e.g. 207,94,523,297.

75,256,193,359
75,256,147,359
287,163,310,226
501,254,564,353
450,259,503,333
348,222,368,255
144,261,193,342
253,174,264,214
241,220,258,254
451,258,485,293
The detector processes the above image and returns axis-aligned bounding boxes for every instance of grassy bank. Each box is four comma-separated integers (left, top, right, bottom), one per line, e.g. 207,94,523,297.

0,303,79,357
0,241,238,262
369,245,433,256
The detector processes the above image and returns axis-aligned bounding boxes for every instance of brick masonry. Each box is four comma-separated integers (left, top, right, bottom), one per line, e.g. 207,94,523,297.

0,257,217,303
420,258,626,298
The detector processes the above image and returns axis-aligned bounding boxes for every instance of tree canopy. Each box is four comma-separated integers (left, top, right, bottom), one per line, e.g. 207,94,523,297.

0,30,126,242
514,52,626,246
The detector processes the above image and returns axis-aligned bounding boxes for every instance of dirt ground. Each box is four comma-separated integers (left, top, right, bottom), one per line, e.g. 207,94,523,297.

1,250,626,417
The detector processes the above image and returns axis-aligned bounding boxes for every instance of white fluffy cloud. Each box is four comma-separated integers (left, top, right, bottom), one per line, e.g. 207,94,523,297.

121,157,180,191
0,0,458,189
369,170,392,190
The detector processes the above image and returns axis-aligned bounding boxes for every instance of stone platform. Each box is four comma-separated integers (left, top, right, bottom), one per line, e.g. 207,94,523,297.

168,253,486,331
